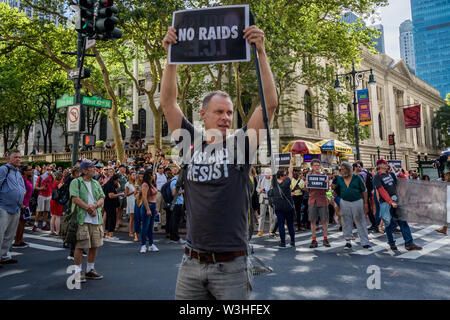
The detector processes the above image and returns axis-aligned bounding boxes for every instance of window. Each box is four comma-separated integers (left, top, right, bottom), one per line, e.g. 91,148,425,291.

99,114,108,141
328,99,335,132
138,109,146,140
304,91,313,129
378,113,383,140
138,79,145,96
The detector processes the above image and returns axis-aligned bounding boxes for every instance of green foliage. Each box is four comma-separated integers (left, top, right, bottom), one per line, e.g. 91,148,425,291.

433,97,450,148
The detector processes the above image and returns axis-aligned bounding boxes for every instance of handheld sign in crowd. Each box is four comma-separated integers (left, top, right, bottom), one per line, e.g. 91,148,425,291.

274,153,292,166
388,160,402,169
169,5,250,64
306,174,328,190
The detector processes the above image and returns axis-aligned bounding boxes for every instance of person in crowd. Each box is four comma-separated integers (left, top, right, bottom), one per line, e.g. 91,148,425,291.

49,173,64,236
421,175,430,181
70,160,105,282
371,167,384,234
374,159,422,251
33,165,54,231
250,167,260,229
155,164,168,232
334,162,372,250
353,161,376,232
116,164,128,232
169,166,186,245
103,174,124,241
436,172,450,235
140,169,159,253
256,168,276,236
125,172,137,240
291,168,305,231
306,159,330,248
0,152,27,268
274,160,296,248
12,164,33,249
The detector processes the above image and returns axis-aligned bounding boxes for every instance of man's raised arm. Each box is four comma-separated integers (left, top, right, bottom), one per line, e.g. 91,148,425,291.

160,27,184,136
244,26,278,145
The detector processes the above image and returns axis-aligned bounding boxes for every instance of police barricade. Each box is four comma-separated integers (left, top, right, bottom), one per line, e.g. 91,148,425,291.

397,179,449,225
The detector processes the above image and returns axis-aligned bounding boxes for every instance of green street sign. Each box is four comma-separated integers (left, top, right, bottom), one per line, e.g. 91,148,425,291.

82,95,112,109
56,94,75,108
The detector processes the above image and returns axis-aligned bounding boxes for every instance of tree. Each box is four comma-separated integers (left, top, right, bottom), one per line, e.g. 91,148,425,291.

433,94,450,148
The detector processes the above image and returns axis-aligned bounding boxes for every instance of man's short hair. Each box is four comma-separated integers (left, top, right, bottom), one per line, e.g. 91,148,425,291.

7,150,20,158
311,159,320,166
276,169,286,179
202,91,232,110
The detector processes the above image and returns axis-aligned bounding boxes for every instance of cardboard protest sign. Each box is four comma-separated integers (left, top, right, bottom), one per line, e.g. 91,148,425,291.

306,174,328,189
169,5,250,64
388,160,402,169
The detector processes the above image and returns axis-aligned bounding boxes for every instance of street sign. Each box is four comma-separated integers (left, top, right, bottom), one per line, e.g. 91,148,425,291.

57,94,75,108
82,94,112,109
67,67,90,80
67,105,81,132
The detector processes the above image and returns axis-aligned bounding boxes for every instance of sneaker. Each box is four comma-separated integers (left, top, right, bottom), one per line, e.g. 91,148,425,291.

344,242,352,249
323,239,331,247
257,232,263,236
12,242,28,248
149,244,159,252
363,245,372,251
277,242,286,248
85,269,103,280
405,244,422,251
67,254,74,261
309,240,318,248
389,243,398,251
178,238,186,244
75,272,86,283
106,236,119,241
269,232,276,238
41,225,50,231
140,245,147,253
32,225,38,232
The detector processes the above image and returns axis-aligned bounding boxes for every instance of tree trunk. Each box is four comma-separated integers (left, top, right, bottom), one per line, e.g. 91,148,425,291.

109,100,125,163
153,111,162,151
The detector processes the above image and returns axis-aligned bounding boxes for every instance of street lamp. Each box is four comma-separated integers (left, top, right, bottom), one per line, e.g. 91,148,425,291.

417,152,421,162
37,130,41,151
334,61,376,161
377,146,380,160
389,148,393,160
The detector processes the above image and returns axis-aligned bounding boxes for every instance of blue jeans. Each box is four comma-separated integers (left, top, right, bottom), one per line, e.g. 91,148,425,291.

140,202,156,246
380,202,414,246
373,193,381,228
275,209,296,245
134,202,144,235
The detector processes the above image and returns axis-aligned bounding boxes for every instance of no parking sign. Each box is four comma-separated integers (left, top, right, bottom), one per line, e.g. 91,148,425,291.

67,105,81,132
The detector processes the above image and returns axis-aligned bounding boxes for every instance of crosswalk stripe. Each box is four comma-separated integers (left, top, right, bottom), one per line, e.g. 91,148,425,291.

314,231,386,252
255,225,339,241
23,234,63,243
396,235,450,260
9,252,23,257
28,243,64,251
262,226,342,244
351,225,439,256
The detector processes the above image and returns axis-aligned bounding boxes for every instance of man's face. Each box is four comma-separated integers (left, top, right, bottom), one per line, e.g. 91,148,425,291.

200,95,233,138
311,162,321,173
158,167,164,175
9,153,21,167
354,165,362,173
119,167,126,175
380,163,389,172
293,171,299,179
340,166,350,178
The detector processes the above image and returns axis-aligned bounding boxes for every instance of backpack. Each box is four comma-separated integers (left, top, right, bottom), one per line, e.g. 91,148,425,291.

363,169,374,194
60,179,81,247
268,176,295,213
0,165,11,191
55,181,71,206
161,178,174,209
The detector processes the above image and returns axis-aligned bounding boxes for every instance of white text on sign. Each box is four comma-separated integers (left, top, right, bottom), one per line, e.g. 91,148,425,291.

178,26,239,41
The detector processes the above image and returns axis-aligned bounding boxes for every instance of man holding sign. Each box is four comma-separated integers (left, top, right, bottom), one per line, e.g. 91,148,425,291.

160,8,277,300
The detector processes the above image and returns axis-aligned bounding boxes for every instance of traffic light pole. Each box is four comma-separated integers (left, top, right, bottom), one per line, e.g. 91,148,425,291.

72,32,85,166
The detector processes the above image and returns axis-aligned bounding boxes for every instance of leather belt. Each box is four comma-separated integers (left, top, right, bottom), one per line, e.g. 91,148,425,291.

184,247,247,264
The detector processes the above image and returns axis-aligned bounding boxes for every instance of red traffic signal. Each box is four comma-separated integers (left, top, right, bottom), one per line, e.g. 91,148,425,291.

83,134,96,146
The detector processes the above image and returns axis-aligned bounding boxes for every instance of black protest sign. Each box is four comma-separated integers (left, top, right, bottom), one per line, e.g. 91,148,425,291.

274,153,292,166
306,174,328,189
388,160,402,169
169,5,250,64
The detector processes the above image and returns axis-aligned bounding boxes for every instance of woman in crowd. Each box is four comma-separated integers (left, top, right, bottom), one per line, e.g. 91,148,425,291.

125,171,137,240
371,167,384,234
139,169,158,253
49,173,64,236
334,162,372,250
436,172,450,235
12,165,34,248
103,174,124,240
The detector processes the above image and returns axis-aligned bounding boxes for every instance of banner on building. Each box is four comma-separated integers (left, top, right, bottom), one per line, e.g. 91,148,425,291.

169,5,250,64
403,104,421,128
357,89,372,126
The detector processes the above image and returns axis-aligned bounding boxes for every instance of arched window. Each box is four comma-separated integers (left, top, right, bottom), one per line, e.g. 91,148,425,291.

162,114,169,137
138,108,146,140
304,91,313,129
328,99,335,132
99,114,108,141
120,121,126,140
378,113,383,140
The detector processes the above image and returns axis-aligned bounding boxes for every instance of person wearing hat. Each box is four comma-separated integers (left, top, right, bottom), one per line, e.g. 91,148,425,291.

69,160,106,282
373,159,422,251
256,168,276,236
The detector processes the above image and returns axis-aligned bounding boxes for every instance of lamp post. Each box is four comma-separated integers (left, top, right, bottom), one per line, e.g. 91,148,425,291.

334,61,376,161
377,146,380,160
37,130,41,151
389,148,393,160
417,152,421,162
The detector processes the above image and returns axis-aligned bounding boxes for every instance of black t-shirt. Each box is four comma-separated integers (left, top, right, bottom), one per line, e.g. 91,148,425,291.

373,171,397,203
103,183,119,210
279,177,294,206
175,117,255,252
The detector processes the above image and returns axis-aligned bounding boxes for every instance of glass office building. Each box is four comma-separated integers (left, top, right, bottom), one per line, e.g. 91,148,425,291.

411,0,450,99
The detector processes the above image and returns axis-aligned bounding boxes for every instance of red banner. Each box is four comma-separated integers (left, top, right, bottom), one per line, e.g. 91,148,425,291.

403,104,421,129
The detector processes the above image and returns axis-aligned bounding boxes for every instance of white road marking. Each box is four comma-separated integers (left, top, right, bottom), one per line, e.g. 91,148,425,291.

28,243,64,251
396,235,450,260
23,234,63,243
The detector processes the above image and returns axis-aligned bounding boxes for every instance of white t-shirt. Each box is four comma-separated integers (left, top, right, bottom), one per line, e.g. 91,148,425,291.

262,178,271,198
156,173,168,191
83,180,99,225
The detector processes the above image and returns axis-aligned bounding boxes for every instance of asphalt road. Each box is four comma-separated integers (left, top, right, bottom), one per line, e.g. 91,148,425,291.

1,223,449,300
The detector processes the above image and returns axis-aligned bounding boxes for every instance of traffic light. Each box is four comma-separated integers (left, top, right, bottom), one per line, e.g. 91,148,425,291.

83,134,96,147
76,0,95,37
95,0,122,40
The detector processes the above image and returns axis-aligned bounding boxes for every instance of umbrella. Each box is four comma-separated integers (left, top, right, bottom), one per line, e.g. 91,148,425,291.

442,148,450,156
315,139,353,154
283,140,321,155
